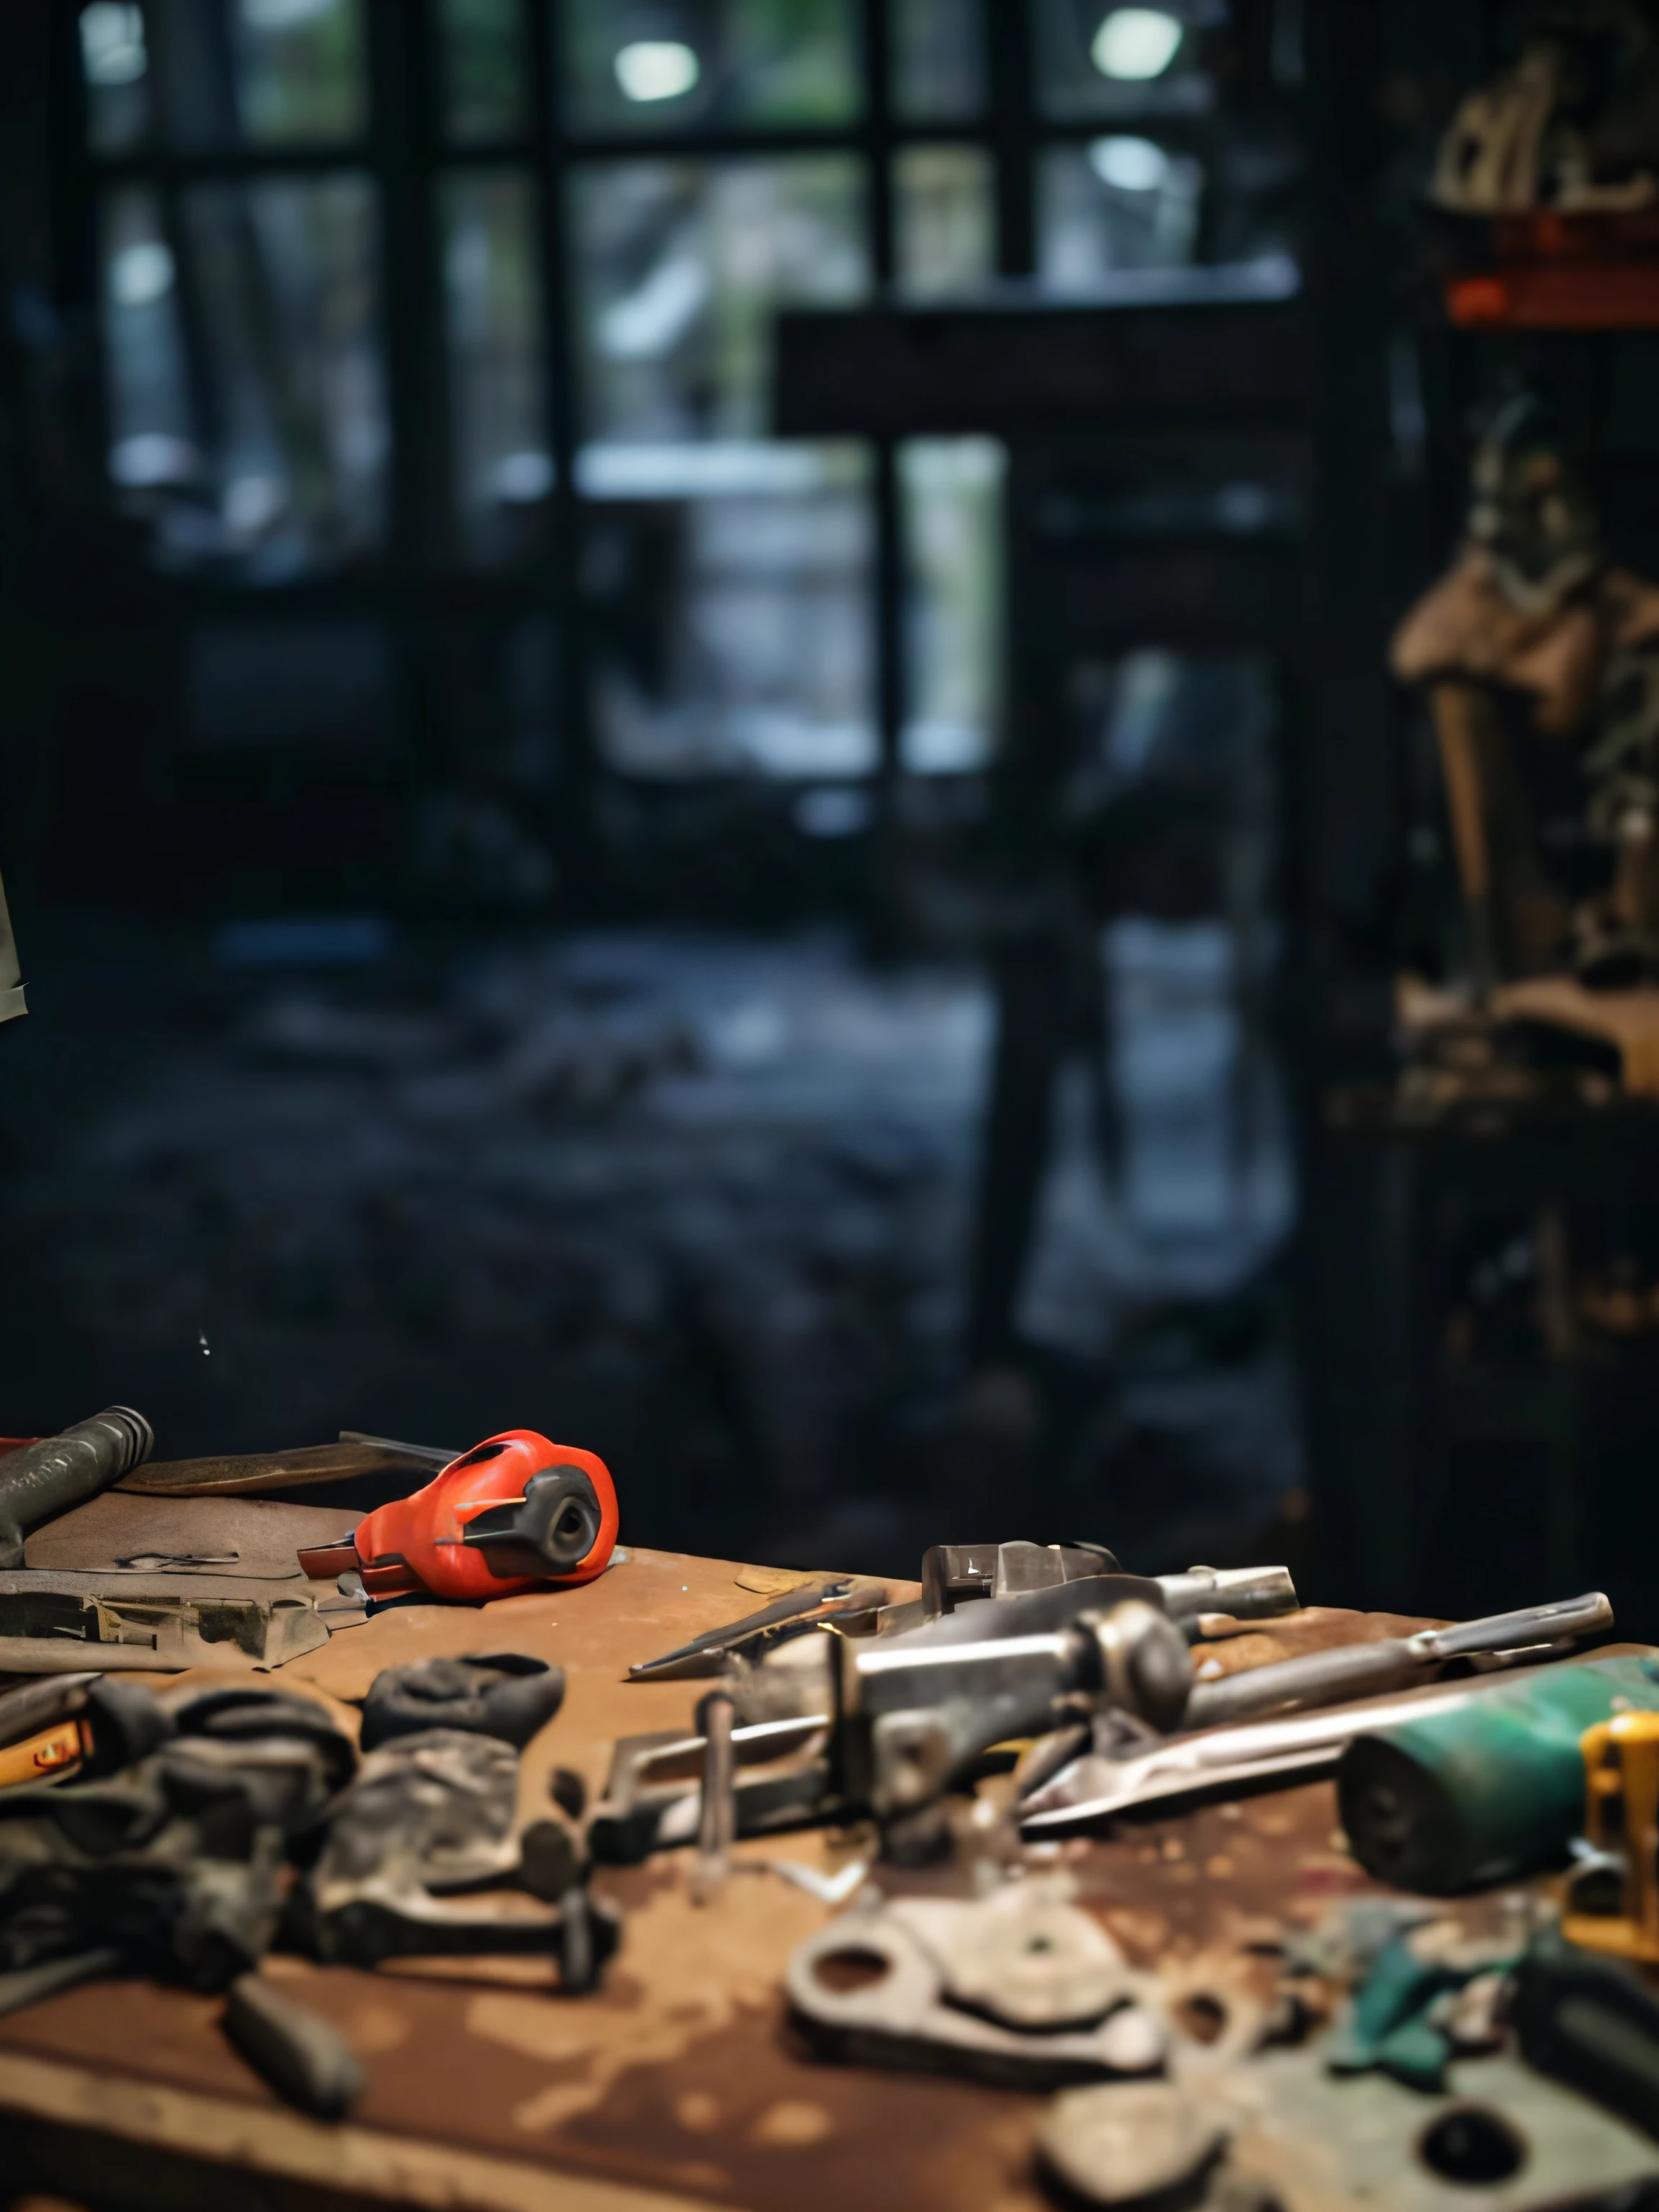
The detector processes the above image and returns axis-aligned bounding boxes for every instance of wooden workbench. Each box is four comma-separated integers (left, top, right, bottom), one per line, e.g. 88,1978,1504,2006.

0,1549,1633,2212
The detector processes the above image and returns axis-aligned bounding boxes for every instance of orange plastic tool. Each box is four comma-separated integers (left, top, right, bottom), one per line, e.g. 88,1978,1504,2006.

297,1429,619,1601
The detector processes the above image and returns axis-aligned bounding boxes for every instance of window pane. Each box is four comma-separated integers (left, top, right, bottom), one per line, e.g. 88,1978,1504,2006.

571,157,873,777
101,187,197,490
99,175,387,576
442,171,550,565
1039,139,1202,291
895,145,994,300
81,4,152,152
892,0,984,121
143,0,367,148
587,490,875,776
561,0,860,135
902,439,1002,773
1033,0,1223,122
571,156,866,441
439,0,528,141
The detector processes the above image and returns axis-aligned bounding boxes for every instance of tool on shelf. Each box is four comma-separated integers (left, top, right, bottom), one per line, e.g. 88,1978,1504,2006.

296,1429,618,1601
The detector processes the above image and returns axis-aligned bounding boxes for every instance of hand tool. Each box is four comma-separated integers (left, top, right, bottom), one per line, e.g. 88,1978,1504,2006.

0,1948,123,2020
628,1575,889,1679
919,1542,1297,1626
0,1408,153,1568
589,1712,832,1863
1338,1651,1659,1894
359,1653,566,1750
0,1687,355,1997
0,1677,191,1786
223,1971,364,2121
295,1429,618,1600
896,1568,1298,1652
0,1568,333,1669
922,1542,1122,1614
835,1599,1196,1819
1561,1710,1659,1962
118,1431,457,1498
692,1688,737,1904
0,1672,170,1786
1179,1590,1613,1731
1513,1928,1659,2143
1020,1643,1640,1831
611,1597,1197,1842
302,1727,619,1989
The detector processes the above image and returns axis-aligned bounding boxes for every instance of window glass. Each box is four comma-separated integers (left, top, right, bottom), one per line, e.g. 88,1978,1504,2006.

571,156,866,443
892,0,984,121
81,4,151,153
1033,0,1223,122
143,0,367,148
439,0,528,142
571,157,872,777
101,187,196,492
1039,138,1202,290
442,171,550,565
561,0,860,135
100,175,387,577
901,438,1003,774
895,145,994,300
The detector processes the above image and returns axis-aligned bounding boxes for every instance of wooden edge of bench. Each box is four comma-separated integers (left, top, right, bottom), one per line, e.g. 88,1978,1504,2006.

0,2047,725,2212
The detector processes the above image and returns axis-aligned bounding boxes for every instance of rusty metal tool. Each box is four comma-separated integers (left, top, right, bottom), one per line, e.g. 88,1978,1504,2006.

920,1543,1297,1627
1022,1636,1624,1835
1181,1591,1613,1731
628,1575,889,1680
119,1431,458,1498
692,1688,737,1904
223,1972,364,2119
0,1569,334,1671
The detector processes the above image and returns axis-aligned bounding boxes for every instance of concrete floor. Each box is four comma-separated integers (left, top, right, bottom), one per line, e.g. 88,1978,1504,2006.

0,913,1301,1578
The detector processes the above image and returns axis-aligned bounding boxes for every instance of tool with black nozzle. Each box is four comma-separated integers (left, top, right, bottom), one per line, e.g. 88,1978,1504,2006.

0,1408,153,1569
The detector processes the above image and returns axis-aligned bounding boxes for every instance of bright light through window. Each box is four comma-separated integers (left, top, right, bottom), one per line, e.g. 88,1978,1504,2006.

614,39,701,103
80,3,146,86
1089,135,1172,192
111,240,175,307
240,0,343,28
1091,8,1183,81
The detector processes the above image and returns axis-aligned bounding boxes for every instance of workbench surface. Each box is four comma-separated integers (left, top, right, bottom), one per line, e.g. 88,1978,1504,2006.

0,1547,1622,2212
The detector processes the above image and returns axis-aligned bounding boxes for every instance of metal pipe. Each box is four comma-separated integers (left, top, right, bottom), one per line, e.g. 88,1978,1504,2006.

0,1408,153,1570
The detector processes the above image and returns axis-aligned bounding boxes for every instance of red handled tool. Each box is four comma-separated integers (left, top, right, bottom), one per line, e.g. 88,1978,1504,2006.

297,1429,618,1601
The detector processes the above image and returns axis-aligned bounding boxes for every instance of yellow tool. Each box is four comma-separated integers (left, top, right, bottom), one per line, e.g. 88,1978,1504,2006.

1563,1710,1659,1961
0,1716,90,1791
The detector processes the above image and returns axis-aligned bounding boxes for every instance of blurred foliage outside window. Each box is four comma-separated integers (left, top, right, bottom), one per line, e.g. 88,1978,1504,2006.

443,171,551,565
561,0,860,135
439,0,529,141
